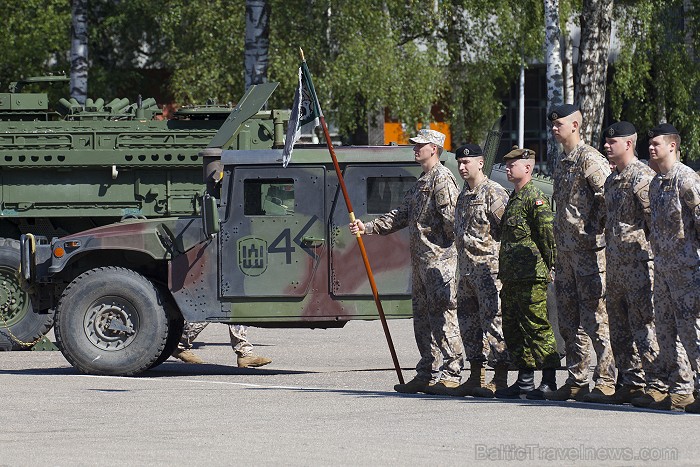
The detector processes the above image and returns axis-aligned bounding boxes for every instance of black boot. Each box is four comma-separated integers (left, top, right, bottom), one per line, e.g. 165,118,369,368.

495,369,535,399
526,369,558,400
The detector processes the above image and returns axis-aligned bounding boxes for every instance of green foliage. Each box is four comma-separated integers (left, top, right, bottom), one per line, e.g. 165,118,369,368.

610,0,700,161
0,0,70,93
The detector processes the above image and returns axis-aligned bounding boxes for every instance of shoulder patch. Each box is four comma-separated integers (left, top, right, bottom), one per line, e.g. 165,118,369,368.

535,199,544,206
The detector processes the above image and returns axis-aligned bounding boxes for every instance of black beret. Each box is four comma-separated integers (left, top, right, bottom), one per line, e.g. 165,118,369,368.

454,143,483,159
648,123,679,138
605,121,636,138
548,104,579,121
503,145,536,160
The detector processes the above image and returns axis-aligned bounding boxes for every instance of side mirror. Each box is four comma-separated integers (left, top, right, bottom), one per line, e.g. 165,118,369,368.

202,193,220,237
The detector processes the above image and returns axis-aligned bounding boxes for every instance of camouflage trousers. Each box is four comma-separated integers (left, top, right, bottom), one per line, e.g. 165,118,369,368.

500,281,560,370
178,322,254,357
554,248,615,387
653,266,699,394
412,264,464,384
606,258,663,390
457,270,509,364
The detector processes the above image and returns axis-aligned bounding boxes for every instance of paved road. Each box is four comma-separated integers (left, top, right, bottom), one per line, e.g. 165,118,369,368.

1,319,697,466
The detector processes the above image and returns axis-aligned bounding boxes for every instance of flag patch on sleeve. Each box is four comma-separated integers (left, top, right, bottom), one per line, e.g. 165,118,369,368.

535,199,544,206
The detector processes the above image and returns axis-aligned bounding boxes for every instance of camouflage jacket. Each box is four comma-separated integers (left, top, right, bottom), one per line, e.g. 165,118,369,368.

604,158,655,263
649,161,700,271
455,177,509,275
365,162,459,268
552,141,611,251
498,180,556,283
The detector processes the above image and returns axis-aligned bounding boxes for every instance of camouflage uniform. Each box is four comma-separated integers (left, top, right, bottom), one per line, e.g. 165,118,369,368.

498,180,559,370
604,159,663,390
179,322,254,357
365,162,463,383
649,161,700,395
455,177,510,364
552,141,615,388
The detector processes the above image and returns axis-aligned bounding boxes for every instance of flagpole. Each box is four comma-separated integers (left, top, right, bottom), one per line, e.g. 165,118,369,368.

300,49,404,385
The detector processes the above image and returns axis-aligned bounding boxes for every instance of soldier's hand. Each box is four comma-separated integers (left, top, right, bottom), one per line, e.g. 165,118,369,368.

349,219,365,236
549,267,555,282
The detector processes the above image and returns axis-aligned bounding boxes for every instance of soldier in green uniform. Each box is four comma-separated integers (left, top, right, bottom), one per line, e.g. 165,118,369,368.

495,147,560,399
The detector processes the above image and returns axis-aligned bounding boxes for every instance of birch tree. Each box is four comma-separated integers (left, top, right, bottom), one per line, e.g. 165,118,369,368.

544,0,564,173
575,0,613,148
244,0,270,91
70,0,88,104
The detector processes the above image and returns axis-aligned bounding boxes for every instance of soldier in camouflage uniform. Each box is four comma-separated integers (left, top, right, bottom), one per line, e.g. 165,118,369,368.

430,143,511,398
640,123,700,412
349,129,464,394
493,147,560,400
586,121,664,405
173,323,272,368
545,104,616,402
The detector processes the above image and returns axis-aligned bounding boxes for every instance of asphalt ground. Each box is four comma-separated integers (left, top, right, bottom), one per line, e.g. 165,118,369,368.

1,319,697,466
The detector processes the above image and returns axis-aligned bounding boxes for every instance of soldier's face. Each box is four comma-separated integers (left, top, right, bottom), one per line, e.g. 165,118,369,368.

505,159,528,182
413,142,436,163
604,137,624,160
551,115,576,143
457,157,483,180
648,136,673,162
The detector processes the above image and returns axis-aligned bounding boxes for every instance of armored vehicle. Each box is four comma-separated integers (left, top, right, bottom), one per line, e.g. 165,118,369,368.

0,74,289,350
20,82,555,376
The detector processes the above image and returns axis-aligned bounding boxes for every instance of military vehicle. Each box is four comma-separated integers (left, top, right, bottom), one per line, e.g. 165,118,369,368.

0,74,289,350
19,81,554,376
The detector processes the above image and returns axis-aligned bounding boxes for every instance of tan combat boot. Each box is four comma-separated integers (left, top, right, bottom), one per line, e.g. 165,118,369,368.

472,364,509,398
394,377,433,394
453,361,485,396
172,349,204,364
630,388,667,408
237,354,272,368
544,382,589,401
648,392,694,411
424,379,461,396
586,385,644,404
581,384,615,402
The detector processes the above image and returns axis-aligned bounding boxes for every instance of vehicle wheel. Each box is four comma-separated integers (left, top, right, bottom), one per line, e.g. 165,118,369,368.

54,267,170,376
0,238,55,351
149,305,184,369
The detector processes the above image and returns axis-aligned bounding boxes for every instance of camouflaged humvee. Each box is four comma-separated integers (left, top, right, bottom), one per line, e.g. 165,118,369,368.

20,84,553,376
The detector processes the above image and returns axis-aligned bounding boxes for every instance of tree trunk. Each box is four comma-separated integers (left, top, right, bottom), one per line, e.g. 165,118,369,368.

544,0,564,173
575,0,613,149
70,0,88,105
244,0,270,91
563,32,574,104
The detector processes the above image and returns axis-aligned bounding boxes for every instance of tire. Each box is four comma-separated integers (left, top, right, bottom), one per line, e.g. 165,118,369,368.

0,238,55,351
149,306,184,369
54,267,170,376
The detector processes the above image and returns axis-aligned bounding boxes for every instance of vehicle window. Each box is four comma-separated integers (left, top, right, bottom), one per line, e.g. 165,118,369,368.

366,176,416,214
244,178,295,216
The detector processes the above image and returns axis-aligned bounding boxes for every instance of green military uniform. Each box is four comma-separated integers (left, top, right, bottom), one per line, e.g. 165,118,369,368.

499,180,560,370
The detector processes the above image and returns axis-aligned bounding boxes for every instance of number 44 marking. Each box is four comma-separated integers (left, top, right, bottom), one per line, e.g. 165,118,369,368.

268,215,319,264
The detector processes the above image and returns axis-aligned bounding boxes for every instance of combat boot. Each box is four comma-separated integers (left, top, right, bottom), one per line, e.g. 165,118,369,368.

585,385,644,405
581,384,615,403
394,378,433,394
685,395,700,414
237,354,272,368
630,388,667,408
172,349,204,364
494,369,535,399
544,382,589,401
526,368,557,400
472,364,509,398
424,379,461,396
453,361,485,397
648,392,694,411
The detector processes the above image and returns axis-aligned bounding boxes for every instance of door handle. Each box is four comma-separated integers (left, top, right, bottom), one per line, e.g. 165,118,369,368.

301,236,325,247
